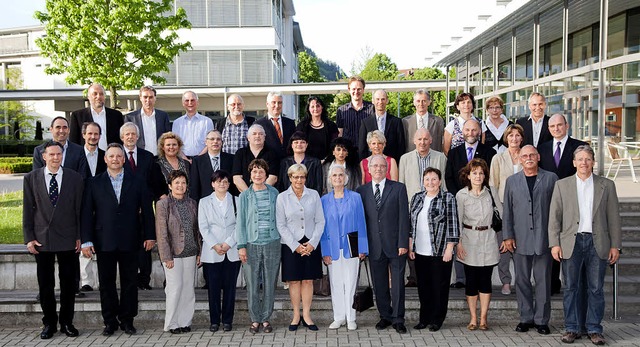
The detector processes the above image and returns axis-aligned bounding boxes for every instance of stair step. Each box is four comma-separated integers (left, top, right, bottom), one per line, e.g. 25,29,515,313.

615,258,640,276
620,241,640,256
622,226,640,242
621,212,640,226
619,199,640,213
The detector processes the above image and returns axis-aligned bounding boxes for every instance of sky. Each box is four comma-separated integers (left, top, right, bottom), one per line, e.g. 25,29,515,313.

0,0,509,74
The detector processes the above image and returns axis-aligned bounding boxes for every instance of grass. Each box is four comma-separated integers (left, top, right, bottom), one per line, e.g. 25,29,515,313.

0,191,23,244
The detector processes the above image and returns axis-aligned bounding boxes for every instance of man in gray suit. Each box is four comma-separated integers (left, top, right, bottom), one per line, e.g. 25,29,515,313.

548,145,621,345
124,86,171,156
502,145,558,335
356,155,410,334
402,89,444,152
23,141,84,339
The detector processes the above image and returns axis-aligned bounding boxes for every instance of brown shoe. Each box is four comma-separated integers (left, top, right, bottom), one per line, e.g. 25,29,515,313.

262,321,273,333
249,322,260,334
588,333,606,345
561,332,580,343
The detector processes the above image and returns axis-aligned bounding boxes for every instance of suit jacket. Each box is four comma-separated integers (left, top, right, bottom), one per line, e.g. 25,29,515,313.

23,168,84,252
402,113,445,152
538,137,587,179
123,147,155,183
198,192,239,263
254,116,296,160
69,107,124,146
445,142,497,194
502,169,558,255
358,114,406,163
548,174,622,260
356,180,410,259
398,149,447,204
84,148,107,178
124,109,171,150
33,141,88,179
189,151,236,200
81,170,155,252
515,115,552,147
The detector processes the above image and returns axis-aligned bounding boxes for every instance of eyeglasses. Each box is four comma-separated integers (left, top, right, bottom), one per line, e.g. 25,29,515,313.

206,137,221,141
290,175,306,180
520,153,538,159
487,106,502,110
214,180,230,185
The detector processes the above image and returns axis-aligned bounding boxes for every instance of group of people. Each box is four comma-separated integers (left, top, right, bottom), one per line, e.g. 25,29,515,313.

23,78,621,346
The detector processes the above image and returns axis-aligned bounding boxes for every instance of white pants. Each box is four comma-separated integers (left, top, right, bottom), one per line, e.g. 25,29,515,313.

163,256,197,331
328,254,359,322
79,253,98,288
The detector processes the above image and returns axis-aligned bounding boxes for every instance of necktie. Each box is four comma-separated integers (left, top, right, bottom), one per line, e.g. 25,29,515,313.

374,183,381,209
378,117,385,133
272,117,283,144
128,151,136,172
554,141,561,167
212,156,219,172
419,116,426,129
49,173,59,206
467,147,474,162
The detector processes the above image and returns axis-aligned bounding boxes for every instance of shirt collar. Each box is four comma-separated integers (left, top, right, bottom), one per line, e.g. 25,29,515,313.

141,108,155,117
84,146,98,156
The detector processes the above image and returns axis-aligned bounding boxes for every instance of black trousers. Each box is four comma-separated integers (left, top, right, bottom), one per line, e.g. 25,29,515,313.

414,254,452,327
369,253,406,324
204,257,241,325
137,248,152,287
96,251,139,327
35,250,79,326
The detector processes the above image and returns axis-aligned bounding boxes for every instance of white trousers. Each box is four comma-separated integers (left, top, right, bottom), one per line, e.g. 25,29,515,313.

327,254,359,322
79,253,98,288
163,256,196,331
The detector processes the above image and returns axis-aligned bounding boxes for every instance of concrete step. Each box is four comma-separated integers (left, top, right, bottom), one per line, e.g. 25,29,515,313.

620,241,640,257
605,275,640,295
622,226,640,242
619,199,640,213
621,212,640,227
615,258,640,276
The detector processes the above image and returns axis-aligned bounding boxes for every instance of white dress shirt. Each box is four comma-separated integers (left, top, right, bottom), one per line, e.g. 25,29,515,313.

44,166,63,190
416,112,429,129
376,113,387,133
91,108,108,151
576,174,594,233
371,177,387,196
140,109,158,155
84,146,99,176
554,134,569,158
529,116,545,147
172,113,214,157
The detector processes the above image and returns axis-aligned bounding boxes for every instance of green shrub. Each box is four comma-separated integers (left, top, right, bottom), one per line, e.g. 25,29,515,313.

0,157,33,173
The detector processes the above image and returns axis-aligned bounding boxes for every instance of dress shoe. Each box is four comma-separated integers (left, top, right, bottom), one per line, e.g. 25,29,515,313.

40,325,57,339
223,323,232,332
138,284,152,290
301,318,318,331
80,285,93,292
375,319,392,330
536,324,551,335
515,322,535,332
74,290,85,298
501,283,511,295
347,321,357,330
428,324,441,332
169,328,182,334
392,323,407,334
262,321,273,333
209,324,219,332
413,322,428,330
329,320,345,329
467,323,478,331
562,331,580,343
120,322,137,335
588,333,606,345
288,321,300,331
180,326,191,333
102,325,117,336
479,323,489,331
405,279,417,287
450,282,465,289
60,324,79,337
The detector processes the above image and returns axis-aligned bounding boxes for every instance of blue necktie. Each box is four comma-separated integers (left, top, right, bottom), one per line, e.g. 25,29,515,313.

554,141,561,167
467,147,474,162
49,173,59,206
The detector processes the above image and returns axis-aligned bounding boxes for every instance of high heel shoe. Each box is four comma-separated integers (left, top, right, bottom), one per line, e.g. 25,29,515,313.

301,318,319,331
288,320,301,331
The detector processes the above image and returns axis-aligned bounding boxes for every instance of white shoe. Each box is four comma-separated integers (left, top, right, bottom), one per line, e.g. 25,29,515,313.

501,283,511,295
347,321,357,330
329,320,345,329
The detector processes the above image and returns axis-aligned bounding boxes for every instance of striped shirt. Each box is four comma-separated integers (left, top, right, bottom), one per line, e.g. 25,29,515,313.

417,151,432,190
335,101,375,146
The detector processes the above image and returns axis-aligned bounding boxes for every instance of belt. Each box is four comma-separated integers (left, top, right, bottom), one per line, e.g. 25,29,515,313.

463,224,489,231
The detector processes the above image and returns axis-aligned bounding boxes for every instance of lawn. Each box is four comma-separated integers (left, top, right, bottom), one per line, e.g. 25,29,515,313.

0,191,23,244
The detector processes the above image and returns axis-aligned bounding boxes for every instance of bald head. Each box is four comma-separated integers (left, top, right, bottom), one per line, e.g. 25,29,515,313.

548,113,568,140
414,128,432,156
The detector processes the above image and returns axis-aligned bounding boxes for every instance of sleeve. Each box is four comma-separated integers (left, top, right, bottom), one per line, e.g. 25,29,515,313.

224,196,238,248
235,192,248,249
336,108,344,128
154,199,172,262
80,177,96,244
605,180,622,250
354,195,369,255
444,119,455,134
446,193,460,243
501,178,515,240
489,156,504,216
445,154,456,193
547,182,563,249
319,197,331,257
358,121,368,160
32,147,44,170
189,159,201,200
308,193,325,249
397,184,410,249
455,191,465,237
140,179,156,241
150,162,168,200
22,175,36,243
276,193,298,252
232,149,244,176
197,198,218,247
73,175,84,241
68,111,82,145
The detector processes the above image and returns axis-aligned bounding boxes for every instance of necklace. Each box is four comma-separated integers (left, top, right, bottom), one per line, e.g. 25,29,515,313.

310,120,324,129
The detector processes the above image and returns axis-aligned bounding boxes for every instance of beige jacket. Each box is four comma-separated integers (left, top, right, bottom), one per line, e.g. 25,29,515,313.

455,187,500,267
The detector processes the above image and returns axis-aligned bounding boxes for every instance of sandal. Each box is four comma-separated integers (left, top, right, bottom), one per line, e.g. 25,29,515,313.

249,322,260,334
262,321,273,333
467,323,478,331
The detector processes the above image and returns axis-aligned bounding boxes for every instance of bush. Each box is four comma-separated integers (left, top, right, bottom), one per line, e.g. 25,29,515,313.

0,157,33,173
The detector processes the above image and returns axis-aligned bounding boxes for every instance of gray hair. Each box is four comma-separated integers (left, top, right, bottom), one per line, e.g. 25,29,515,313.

267,91,282,102
228,94,244,104
120,122,140,137
327,163,349,188
367,154,388,169
287,163,308,177
182,90,198,101
413,89,431,100
528,91,546,104
573,144,595,161
247,124,265,138
366,130,387,145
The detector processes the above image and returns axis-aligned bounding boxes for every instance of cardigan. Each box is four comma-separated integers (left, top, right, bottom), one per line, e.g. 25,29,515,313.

236,184,280,249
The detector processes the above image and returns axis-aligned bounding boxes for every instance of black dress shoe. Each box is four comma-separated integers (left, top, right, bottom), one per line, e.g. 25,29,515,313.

180,326,191,333
288,321,300,331
393,323,407,334
138,284,152,290
515,322,535,332
40,325,57,339
428,324,441,332
120,322,137,335
74,290,85,298
375,319,392,330
60,324,79,337
301,318,318,331
209,324,219,332
223,323,232,332
169,328,181,334
450,282,465,289
536,324,551,335
102,325,117,336
413,322,428,330
80,285,93,292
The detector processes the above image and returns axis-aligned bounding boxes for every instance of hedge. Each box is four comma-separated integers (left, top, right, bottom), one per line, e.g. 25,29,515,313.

0,157,33,174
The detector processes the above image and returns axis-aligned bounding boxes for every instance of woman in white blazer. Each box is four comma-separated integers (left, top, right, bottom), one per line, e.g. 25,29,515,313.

198,170,241,333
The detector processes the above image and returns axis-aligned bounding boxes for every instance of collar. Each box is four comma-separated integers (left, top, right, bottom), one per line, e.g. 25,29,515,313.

184,112,202,120
208,152,221,161
45,166,61,176
372,177,387,187
84,146,98,156
268,113,282,120
465,142,479,151
108,168,125,179
555,134,569,146
576,172,594,184
125,146,138,155
528,115,545,124
141,108,155,117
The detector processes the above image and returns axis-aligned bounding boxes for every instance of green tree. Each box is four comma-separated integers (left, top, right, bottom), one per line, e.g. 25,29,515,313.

0,68,37,140
298,51,324,83
360,53,398,81
35,0,192,108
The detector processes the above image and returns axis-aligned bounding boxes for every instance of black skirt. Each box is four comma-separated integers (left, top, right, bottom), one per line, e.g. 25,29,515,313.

281,236,322,281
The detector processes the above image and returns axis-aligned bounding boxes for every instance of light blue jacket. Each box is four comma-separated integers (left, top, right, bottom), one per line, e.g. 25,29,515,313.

320,189,368,260
236,184,280,249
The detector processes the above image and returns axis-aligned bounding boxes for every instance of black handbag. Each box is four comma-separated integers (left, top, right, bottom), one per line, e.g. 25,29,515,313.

313,264,331,296
352,259,374,312
488,187,502,232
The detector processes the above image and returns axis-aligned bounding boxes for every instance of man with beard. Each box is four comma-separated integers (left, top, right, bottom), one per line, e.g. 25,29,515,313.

217,94,255,155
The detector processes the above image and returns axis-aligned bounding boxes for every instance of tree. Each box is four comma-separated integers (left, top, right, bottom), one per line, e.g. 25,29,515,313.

298,51,324,83
0,68,37,140
360,53,398,81
35,0,192,108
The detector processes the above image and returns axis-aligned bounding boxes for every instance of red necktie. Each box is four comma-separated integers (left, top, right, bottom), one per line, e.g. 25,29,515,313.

128,151,136,172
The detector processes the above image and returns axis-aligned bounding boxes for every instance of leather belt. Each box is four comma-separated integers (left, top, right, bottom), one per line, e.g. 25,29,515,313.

463,224,489,231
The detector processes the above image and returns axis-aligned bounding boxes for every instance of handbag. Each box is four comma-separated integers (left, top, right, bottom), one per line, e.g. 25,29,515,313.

352,259,374,312
313,264,331,296
488,187,502,232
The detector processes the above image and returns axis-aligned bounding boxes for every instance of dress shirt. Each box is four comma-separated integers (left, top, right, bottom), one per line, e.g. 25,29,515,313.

208,153,221,171
416,112,429,129
84,146,99,176
529,116,545,147
576,174,594,233
376,113,387,133
221,117,248,154
140,109,158,155
465,142,479,158
371,178,387,196
44,166,63,190
60,141,68,166
91,108,108,150
125,146,138,163
417,151,432,189
554,134,569,158
109,169,125,203
172,112,214,156
415,195,434,255
275,186,325,252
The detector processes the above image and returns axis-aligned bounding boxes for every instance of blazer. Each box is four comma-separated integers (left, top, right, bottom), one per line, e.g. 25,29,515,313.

398,149,447,203
402,113,445,152
445,142,496,194
538,137,587,179
548,174,622,260
155,195,201,262
502,169,558,256
198,192,239,263
124,108,171,150
409,189,459,256
358,114,406,163
254,116,296,160
488,150,522,215
81,170,155,252
123,147,154,183
23,168,84,252
356,180,410,259
84,148,107,178
33,141,88,179
320,189,368,260
189,151,236,200
68,107,124,146
276,186,325,252
515,115,552,147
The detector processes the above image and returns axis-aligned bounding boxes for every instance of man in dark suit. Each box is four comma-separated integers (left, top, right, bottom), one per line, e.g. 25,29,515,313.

33,117,88,179
69,83,124,149
124,86,171,156
254,92,295,161
549,145,621,345
356,155,410,334
538,113,587,295
81,143,155,336
515,92,552,147
190,129,236,200
402,89,445,153
23,141,84,339
358,89,406,162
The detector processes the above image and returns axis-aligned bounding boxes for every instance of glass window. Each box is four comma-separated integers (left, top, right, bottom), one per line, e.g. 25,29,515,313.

176,50,208,86
568,25,599,69
515,52,533,81
209,0,239,27
176,0,206,27
608,12,626,58
210,51,241,85
242,50,272,84
241,0,271,26
628,8,640,54
497,34,512,85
